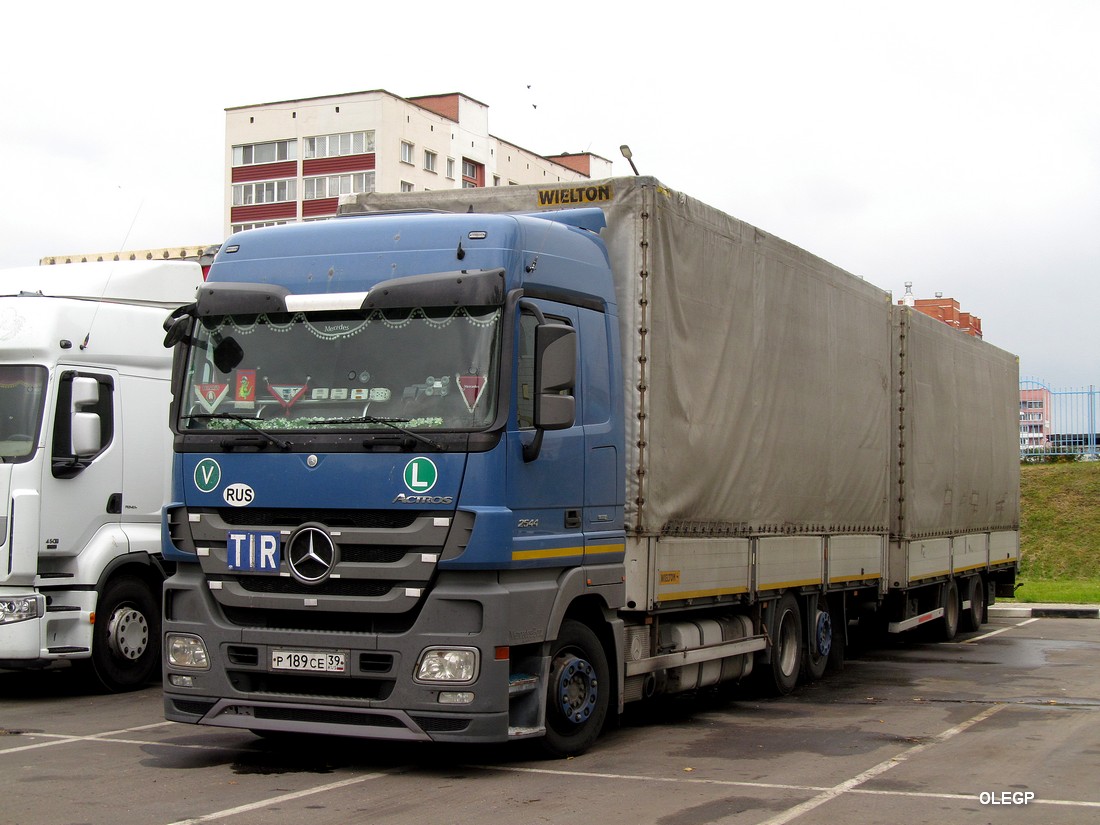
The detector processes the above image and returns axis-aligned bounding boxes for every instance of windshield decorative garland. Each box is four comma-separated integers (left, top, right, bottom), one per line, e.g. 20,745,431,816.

184,304,501,433
222,306,501,339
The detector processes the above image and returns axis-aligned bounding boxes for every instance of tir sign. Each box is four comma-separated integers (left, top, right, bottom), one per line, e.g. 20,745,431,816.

227,531,281,572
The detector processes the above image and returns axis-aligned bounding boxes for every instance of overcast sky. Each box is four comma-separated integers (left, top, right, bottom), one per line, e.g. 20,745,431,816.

2,0,1096,387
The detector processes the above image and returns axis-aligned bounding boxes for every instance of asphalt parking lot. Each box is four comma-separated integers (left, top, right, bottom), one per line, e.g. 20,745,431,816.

2,613,1098,825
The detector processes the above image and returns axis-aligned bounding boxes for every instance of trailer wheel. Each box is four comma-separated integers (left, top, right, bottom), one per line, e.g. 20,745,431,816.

540,620,609,758
937,579,960,642
826,602,846,674
801,597,830,683
959,576,985,633
88,576,161,693
764,593,802,695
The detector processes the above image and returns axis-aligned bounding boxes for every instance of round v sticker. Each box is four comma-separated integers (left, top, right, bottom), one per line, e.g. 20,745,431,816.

194,458,222,493
403,457,438,493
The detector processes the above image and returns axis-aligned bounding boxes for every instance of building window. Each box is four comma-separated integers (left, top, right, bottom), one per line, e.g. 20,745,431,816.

231,220,291,233
461,158,484,188
400,141,415,164
304,131,375,159
232,140,296,166
232,179,297,206
424,150,437,173
400,181,414,192
493,175,501,186
446,158,455,179
303,172,376,200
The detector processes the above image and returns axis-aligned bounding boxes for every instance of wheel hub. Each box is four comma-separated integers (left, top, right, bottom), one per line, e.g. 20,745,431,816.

556,655,598,724
815,609,832,657
106,607,149,661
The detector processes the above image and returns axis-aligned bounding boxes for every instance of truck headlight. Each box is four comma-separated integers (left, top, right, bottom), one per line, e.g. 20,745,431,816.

415,647,479,683
166,633,210,669
0,596,39,624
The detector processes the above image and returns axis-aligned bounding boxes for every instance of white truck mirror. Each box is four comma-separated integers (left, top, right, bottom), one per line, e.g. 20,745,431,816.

71,412,102,456
70,377,102,456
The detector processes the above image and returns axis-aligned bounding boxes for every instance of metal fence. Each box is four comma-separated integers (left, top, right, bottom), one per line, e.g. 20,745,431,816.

1019,379,1100,460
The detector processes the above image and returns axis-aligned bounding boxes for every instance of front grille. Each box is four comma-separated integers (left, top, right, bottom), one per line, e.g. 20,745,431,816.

253,706,406,728
228,670,394,700
339,545,410,564
410,715,471,733
172,699,216,716
226,646,259,666
221,606,418,634
234,578,392,598
217,508,421,530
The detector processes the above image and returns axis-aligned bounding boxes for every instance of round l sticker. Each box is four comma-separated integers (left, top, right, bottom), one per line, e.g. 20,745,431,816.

403,457,438,493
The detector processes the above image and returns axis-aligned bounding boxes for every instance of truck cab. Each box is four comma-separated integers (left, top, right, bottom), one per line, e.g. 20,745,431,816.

0,261,204,690
162,210,626,754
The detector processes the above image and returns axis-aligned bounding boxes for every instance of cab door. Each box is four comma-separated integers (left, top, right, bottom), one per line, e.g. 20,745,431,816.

506,303,585,565
38,369,125,560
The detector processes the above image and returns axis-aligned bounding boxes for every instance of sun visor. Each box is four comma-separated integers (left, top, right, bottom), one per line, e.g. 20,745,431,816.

361,268,506,309
196,282,291,317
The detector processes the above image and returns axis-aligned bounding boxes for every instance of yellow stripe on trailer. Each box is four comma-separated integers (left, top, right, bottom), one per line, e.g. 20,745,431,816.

657,586,749,602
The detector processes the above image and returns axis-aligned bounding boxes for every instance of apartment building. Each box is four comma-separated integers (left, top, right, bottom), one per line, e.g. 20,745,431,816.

897,282,983,338
226,89,613,236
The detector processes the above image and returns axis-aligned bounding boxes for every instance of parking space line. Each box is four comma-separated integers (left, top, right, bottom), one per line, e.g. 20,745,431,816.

479,705,1024,822
0,721,227,756
163,773,387,825
959,617,1040,644
754,703,1006,825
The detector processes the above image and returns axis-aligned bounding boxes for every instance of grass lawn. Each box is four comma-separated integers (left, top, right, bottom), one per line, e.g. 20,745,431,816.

1011,462,1100,604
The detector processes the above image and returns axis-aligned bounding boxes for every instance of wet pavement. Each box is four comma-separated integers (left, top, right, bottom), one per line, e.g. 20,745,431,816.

2,613,1098,825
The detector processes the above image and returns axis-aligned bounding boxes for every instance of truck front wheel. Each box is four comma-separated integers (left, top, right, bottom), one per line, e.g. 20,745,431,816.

88,576,161,692
540,620,609,758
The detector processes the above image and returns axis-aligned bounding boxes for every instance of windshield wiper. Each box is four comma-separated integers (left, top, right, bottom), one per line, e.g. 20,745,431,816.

309,415,443,451
183,413,292,451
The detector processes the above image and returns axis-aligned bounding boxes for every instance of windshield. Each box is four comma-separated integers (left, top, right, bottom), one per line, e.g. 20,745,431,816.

0,365,48,463
179,306,501,433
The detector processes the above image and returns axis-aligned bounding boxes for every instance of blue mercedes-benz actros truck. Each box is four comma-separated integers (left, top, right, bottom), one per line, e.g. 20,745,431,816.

161,177,1019,756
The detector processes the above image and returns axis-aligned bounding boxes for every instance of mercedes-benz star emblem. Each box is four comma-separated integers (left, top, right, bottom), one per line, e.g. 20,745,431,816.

286,525,338,584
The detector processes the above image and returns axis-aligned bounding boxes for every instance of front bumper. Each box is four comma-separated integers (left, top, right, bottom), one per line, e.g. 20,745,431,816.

162,565,552,744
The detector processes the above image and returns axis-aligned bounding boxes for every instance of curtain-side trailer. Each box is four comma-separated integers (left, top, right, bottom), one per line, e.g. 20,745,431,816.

161,177,1018,755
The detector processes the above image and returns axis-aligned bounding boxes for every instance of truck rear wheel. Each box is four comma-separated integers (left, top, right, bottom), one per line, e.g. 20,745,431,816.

959,576,985,632
88,576,161,692
937,579,960,642
801,597,830,683
764,593,802,695
540,620,609,758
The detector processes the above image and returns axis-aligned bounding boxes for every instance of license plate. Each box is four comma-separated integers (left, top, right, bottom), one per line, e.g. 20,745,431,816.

270,649,348,673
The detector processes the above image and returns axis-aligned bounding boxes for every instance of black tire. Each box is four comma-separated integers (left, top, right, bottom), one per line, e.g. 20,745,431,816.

801,597,830,683
959,576,985,633
540,620,609,758
88,576,161,692
937,579,960,642
763,593,802,695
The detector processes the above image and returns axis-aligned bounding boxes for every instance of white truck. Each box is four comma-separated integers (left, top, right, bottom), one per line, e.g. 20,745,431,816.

0,260,203,690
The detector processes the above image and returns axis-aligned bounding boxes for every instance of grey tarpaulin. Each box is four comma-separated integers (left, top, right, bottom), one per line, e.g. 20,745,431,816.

893,307,1020,539
343,176,1018,541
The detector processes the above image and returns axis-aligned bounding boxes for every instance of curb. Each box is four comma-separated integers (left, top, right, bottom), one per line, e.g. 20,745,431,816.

989,604,1100,619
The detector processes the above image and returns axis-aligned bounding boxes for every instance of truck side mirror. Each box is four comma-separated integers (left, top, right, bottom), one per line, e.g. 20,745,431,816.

524,323,577,462
70,377,102,457
162,303,195,348
533,323,576,430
